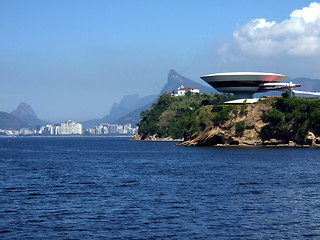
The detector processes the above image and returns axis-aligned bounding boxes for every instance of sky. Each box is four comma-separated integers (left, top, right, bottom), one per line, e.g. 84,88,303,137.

1,0,320,122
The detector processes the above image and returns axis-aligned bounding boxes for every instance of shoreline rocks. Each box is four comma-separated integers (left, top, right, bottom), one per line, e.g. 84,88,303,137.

131,133,183,142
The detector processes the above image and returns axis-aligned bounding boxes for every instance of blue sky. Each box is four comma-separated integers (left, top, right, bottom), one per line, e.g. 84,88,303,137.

1,0,319,122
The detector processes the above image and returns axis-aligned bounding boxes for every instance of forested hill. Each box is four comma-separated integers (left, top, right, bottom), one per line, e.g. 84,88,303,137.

133,93,320,147
135,92,235,140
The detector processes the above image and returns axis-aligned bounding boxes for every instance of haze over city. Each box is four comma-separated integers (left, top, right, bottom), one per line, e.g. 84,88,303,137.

1,0,320,122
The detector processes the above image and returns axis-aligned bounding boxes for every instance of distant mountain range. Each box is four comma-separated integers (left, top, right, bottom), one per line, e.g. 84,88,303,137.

82,69,215,128
2,70,320,130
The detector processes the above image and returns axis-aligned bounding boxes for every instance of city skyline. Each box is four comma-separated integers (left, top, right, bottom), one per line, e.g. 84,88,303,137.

0,120,138,137
1,1,319,122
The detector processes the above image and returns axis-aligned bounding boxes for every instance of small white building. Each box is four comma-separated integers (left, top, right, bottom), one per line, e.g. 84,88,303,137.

173,85,200,96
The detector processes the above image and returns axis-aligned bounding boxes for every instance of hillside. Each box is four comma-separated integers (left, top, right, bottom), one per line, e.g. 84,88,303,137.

0,102,47,130
0,111,29,130
11,102,47,128
133,94,320,147
133,92,235,140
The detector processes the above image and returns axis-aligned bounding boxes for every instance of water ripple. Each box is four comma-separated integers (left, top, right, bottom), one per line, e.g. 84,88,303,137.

0,137,320,239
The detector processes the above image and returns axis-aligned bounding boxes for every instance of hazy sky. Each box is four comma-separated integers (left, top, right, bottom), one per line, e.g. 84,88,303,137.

1,0,319,122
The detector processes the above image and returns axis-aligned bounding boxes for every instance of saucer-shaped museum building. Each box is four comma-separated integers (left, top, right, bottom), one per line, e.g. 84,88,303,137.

201,72,288,99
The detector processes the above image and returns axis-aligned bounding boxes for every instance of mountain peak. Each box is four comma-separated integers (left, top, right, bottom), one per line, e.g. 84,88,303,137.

10,102,47,128
11,102,37,119
161,70,214,95
168,69,184,84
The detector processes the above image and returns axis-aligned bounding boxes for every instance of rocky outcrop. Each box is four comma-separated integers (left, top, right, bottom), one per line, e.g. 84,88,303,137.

178,102,320,147
131,133,183,142
179,103,271,146
304,131,320,146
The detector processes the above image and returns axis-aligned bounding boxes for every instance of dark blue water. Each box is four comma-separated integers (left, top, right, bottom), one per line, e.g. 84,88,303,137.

0,137,319,239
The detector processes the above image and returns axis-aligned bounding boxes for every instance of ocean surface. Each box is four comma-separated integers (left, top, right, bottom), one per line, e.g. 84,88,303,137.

0,137,319,239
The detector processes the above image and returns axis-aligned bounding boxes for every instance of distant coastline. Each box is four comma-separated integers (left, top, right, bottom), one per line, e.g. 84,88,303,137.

0,135,134,138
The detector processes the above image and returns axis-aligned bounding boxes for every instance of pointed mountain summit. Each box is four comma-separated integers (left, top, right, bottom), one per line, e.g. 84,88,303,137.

160,69,215,95
11,102,37,120
11,102,47,128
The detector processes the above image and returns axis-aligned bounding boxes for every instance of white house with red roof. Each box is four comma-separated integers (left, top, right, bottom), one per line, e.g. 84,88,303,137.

173,85,200,96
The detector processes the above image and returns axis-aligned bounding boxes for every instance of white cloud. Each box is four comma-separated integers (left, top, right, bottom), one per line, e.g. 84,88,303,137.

290,2,320,23
232,2,320,56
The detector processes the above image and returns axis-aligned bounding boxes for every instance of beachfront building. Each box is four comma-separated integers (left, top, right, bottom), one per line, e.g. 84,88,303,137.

39,120,83,135
84,123,138,136
57,120,82,135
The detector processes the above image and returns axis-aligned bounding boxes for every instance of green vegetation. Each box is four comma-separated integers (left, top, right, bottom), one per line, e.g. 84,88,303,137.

261,97,320,140
138,93,320,144
240,99,248,114
211,105,237,123
137,92,235,139
235,121,246,135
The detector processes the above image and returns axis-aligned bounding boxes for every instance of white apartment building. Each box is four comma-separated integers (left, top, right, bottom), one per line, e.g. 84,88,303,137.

57,120,82,135
39,120,83,135
85,123,138,135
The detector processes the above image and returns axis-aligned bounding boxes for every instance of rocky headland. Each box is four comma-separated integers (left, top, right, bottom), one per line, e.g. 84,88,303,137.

178,102,320,147
133,93,320,147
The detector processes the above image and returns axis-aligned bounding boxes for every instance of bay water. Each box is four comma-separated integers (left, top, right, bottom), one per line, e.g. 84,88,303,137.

0,137,319,239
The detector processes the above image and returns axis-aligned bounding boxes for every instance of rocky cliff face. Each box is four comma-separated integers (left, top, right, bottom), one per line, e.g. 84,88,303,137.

131,133,183,142
178,102,320,147
132,102,272,144
178,103,271,146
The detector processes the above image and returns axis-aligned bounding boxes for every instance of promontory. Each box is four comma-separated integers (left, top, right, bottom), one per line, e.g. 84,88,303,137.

132,92,320,147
